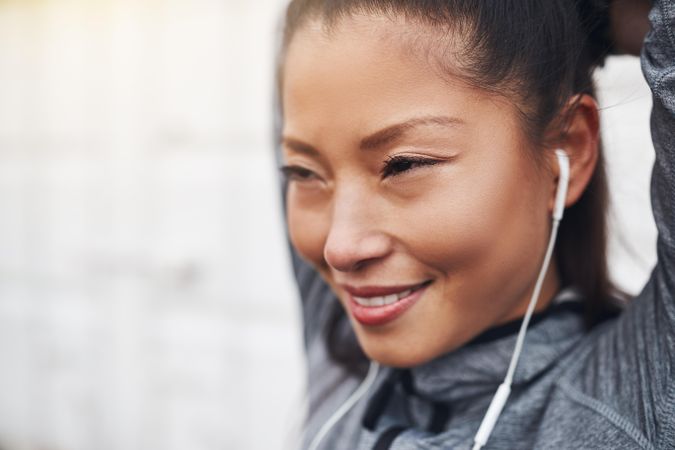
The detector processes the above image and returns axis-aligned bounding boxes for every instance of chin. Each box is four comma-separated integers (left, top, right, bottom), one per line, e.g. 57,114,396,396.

357,335,448,368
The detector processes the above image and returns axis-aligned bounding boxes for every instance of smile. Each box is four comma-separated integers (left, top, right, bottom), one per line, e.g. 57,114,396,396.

352,281,428,307
344,280,432,326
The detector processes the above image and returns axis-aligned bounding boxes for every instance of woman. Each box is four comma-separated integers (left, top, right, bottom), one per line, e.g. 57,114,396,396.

277,0,673,448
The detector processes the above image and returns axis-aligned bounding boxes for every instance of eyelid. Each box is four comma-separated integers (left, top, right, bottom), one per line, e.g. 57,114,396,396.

380,154,442,178
279,164,320,182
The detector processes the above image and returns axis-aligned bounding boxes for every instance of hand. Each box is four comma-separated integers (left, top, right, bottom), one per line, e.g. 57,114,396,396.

608,0,652,55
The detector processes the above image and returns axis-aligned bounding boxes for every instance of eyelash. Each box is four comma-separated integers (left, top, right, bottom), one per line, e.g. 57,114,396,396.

279,155,440,183
380,155,441,178
279,165,318,182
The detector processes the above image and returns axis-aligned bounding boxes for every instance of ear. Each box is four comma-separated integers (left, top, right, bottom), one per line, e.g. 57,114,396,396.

547,94,600,213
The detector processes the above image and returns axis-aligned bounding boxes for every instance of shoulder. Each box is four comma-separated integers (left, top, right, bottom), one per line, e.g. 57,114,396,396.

535,375,657,449
542,316,666,450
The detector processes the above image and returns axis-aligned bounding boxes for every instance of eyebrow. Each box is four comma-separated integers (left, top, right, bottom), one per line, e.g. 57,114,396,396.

359,116,464,150
282,115,464,156
282,136,319,156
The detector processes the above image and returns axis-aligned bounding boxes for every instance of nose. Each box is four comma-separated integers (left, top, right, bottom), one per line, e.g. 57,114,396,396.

323,192,393,273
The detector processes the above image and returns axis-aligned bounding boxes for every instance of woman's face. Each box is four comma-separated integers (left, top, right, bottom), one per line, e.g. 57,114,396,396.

281,15,561,367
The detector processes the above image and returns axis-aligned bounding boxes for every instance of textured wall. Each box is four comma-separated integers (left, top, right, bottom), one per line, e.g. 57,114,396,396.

0,1,304,450
0,1,656,450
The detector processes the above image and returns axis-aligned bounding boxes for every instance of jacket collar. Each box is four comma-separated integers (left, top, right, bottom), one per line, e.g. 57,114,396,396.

403,287,587,404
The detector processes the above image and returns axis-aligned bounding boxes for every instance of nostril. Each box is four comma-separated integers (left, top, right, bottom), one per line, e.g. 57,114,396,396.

323,244,361,272
323,232,393,272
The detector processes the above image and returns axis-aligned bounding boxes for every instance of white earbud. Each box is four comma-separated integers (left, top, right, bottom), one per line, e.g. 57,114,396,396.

553,149,570,221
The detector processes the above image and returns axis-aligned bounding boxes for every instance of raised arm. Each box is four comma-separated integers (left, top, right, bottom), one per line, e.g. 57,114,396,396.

637,1,675,442
641,4,675,257
609,0,653,56
577,0,675,446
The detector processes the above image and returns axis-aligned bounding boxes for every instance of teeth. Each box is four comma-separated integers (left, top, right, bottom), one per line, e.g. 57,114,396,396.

353,288,414,307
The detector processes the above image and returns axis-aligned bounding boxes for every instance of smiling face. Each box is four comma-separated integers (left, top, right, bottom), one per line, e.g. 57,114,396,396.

281,14,561,367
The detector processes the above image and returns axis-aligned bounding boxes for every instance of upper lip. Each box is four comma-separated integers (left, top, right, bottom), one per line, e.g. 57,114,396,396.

341,281,431,298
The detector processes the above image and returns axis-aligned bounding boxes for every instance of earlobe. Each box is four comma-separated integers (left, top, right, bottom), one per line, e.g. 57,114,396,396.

547,94,600,213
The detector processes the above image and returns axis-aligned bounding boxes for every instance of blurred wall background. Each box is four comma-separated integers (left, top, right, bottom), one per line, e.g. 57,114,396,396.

0,0,657,449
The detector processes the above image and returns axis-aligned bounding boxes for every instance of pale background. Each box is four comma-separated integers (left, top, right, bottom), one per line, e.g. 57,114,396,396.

0,1,657,450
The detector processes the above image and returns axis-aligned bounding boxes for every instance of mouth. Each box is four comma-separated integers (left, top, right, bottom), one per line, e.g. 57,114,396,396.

344,280,433,326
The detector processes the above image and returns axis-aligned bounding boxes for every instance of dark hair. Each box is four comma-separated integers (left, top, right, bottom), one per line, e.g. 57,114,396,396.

279,0,625,375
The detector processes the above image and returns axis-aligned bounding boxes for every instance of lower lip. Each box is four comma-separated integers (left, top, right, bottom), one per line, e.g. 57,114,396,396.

348,283,430,327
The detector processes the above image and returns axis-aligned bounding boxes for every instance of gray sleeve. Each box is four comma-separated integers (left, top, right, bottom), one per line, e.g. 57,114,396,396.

288,247,338,350
576,1,675,446
638,1,675,441
639,0,675,411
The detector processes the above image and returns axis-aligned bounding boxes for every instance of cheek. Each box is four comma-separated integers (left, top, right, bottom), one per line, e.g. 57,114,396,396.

397,201,493,272
286,191,330,266
395,159,543,271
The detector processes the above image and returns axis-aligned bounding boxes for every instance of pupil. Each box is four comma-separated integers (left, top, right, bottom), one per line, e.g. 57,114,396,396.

394,160,412,172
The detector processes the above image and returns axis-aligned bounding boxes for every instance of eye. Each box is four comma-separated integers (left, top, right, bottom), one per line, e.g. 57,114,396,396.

380,155,441,178
279,165,320,183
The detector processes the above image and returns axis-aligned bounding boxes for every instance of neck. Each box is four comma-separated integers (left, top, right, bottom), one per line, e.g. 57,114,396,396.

497,257,561,326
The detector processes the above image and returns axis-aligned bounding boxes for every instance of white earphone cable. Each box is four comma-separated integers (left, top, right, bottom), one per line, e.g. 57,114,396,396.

471,218,561,450
307,360,380,450
472,149,569,450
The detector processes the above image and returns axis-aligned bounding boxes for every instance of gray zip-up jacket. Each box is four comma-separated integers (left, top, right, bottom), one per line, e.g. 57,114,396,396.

282,1,675,448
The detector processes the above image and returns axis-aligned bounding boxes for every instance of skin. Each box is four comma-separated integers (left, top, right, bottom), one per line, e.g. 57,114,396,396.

609,0,652,55
281,14,599,368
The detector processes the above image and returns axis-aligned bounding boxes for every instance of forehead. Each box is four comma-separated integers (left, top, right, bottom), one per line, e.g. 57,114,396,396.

281,13,521,148
282,16,460,117
283,15,428,98
283,14,462,92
